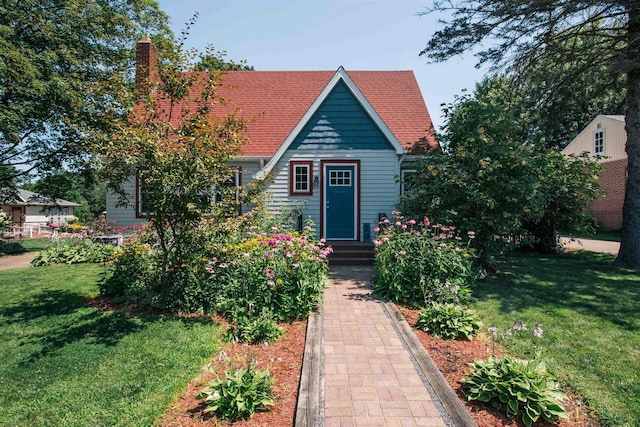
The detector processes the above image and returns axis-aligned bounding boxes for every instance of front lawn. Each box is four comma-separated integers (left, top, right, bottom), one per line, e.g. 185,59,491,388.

0,263,222,426
472,251,640,427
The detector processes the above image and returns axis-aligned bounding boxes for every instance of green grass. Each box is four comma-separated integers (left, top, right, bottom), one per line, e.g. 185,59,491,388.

0,263,222,426
472,251,640,427
19,237,54,252
565,229,621,242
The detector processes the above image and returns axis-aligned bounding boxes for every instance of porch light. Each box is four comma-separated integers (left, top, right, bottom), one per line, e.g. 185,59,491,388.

313,175,319,188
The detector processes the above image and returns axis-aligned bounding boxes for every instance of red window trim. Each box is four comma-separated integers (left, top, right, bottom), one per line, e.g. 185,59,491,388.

289,161,313,196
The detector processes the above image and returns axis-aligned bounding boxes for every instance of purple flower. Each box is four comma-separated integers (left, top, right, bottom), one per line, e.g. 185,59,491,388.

533,323,543,338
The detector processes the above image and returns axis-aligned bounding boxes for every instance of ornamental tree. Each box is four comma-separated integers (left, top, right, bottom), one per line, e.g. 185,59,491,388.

99,30,251,291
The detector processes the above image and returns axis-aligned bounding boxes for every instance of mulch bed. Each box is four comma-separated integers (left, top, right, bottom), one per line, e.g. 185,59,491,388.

160,318,307,427
399,305,600,427
93,297,599,426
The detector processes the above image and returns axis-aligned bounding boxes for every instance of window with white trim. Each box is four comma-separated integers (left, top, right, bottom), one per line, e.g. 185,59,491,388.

594,125,605,154
289,161,313,196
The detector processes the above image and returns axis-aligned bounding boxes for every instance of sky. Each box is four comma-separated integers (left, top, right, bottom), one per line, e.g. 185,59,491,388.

154,0,488,131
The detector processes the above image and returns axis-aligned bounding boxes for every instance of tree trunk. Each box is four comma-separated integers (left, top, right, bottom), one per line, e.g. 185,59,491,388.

615,6,640,269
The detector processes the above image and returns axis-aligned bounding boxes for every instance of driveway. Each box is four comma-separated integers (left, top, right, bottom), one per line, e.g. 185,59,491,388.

561,237,620,255
0,252,37,271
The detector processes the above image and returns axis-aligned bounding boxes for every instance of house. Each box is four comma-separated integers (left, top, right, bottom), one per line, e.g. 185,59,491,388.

106,39,438,241
562,115,627,230
1,188,80,228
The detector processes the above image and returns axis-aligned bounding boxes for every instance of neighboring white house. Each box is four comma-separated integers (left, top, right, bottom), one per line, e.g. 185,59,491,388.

106,39,438,241
1,188,80,228
562,115,627,230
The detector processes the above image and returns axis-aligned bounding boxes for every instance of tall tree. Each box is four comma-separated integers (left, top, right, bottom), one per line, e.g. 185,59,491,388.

421,1,640,269
0,0,170,191
400,77,601,267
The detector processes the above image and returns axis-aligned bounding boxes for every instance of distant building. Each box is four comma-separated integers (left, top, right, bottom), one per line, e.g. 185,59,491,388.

1,188,80,227
562,115,626,230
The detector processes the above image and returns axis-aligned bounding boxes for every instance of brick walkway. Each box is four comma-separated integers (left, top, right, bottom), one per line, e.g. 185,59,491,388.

322,266,449,427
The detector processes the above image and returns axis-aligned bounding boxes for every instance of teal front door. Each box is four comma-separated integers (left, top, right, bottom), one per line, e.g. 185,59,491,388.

325,164,356,239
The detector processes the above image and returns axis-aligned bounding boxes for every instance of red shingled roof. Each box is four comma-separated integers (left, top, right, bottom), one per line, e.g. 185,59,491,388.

211,70,438,157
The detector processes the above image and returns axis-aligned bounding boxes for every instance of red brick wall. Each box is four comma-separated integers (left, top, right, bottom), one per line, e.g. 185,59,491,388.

135,38,159,100
591,158,627,230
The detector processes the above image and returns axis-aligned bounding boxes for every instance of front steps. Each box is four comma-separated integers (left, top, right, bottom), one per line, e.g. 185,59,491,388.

326,241,375,265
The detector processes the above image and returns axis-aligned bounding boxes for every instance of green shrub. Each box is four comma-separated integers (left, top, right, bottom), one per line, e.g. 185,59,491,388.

461,355,568,426
226,310,285,344
102,221,328,321
373,212,475,307
197,361,275,422
199,224,329,322
100,242,159,305
415,303,482,340
31,239,117,266
0,240,25,256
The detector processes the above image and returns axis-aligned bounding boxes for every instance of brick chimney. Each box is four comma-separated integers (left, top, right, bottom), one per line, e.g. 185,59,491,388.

135,37,158,100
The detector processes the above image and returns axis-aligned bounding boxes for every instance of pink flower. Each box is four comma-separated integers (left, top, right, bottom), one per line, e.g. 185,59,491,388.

408,219,416,225
423,216,430,226
401,224,407,230
264,268,275,278
219,263,228,268
395,221,402,227
210,257,218,264
373,226,380,233
243,252,251,258
292,262,300,268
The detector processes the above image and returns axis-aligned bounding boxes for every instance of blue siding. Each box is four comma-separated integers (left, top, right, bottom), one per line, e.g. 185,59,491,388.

290,80,393,150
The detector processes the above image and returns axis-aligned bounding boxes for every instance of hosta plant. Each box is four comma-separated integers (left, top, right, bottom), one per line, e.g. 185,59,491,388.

31,239,117,266
197,361,275,421
226,311,285,344
415,303,482,340
461,355,568,426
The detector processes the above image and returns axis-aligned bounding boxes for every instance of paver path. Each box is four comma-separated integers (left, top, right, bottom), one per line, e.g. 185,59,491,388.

322,266,449,427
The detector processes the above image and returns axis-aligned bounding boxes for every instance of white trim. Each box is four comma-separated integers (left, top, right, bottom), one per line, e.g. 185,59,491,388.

254,67,404,179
